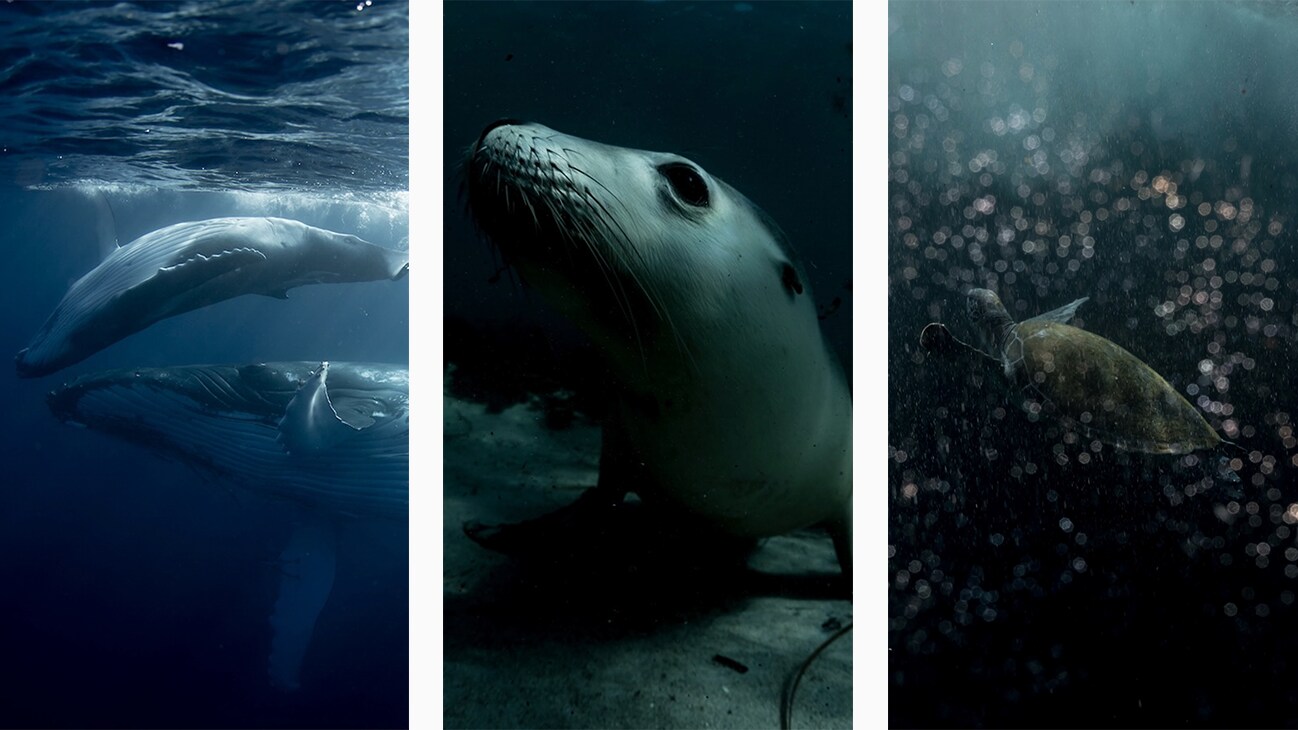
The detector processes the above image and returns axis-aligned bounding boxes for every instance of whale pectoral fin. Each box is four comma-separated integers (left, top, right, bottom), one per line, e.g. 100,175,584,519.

268,515,338,691
154,246,268,281
329,396,380,431
277,362,363,455
1023,296,1088,326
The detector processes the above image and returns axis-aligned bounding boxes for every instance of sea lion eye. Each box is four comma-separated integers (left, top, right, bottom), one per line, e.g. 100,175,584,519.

660,163,710,207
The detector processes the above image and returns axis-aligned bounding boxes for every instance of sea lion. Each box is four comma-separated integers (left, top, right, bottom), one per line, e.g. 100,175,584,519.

463,120,852,573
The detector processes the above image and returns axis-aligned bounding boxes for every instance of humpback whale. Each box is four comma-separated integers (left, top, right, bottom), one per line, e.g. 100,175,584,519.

48,361,409,689
16,217,409,378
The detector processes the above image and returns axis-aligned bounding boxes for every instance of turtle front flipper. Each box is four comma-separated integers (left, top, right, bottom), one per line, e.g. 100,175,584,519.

920,323,999,365
920,323,961,356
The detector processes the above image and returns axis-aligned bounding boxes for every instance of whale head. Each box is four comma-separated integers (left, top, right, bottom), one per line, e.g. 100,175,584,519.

16,330,81,378
14,347,51,379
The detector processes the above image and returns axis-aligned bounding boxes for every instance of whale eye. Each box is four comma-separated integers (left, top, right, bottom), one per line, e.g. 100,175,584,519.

660,163,710,207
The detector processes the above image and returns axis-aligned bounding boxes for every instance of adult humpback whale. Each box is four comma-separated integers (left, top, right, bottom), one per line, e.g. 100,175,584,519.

48,361,409,689
16,217,409,378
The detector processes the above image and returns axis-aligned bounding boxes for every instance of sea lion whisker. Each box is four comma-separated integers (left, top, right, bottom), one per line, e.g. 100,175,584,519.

567,162,698,375
517,185,543,231
578,220,651,368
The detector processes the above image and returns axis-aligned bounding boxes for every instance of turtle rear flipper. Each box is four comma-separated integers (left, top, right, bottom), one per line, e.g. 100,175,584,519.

1214,454,1241,484
1021,296,1088,326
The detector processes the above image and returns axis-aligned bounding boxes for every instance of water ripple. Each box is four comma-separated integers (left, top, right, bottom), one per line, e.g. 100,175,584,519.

0,0,408,195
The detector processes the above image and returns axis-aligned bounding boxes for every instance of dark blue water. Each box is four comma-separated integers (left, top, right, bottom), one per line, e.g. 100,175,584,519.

890,3,1298,727
0,2,408,728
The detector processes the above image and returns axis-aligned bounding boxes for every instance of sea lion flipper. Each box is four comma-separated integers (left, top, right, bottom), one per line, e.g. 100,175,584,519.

826,506,851,579
466,121,852,573
463,485,630,557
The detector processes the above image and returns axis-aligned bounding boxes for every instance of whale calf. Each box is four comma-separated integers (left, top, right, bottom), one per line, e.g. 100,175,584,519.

48,361,409,689
16,217,409,378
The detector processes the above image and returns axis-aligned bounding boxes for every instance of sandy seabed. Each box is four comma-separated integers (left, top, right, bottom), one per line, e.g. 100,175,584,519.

443,385,852,730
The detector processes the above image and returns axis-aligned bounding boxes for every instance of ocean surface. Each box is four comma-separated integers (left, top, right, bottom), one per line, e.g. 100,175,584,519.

890,3,1298,727
0,2,409,728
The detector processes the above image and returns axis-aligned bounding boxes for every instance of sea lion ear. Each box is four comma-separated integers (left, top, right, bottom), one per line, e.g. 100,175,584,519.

780,262,804,296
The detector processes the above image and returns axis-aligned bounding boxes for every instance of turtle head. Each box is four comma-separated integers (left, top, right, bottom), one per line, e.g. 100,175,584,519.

965,288,1014,356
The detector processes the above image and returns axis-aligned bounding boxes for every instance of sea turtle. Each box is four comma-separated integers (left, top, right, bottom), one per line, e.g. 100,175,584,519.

921,288,1225,456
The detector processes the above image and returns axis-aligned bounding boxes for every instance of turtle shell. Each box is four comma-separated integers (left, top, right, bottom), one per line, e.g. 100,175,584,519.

1003,320,1221,454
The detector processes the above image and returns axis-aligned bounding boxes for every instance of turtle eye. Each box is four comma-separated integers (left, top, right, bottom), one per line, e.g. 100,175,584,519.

967,299,981,321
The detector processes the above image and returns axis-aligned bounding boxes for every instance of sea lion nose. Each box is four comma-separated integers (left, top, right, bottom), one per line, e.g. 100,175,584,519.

476,118,526,151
